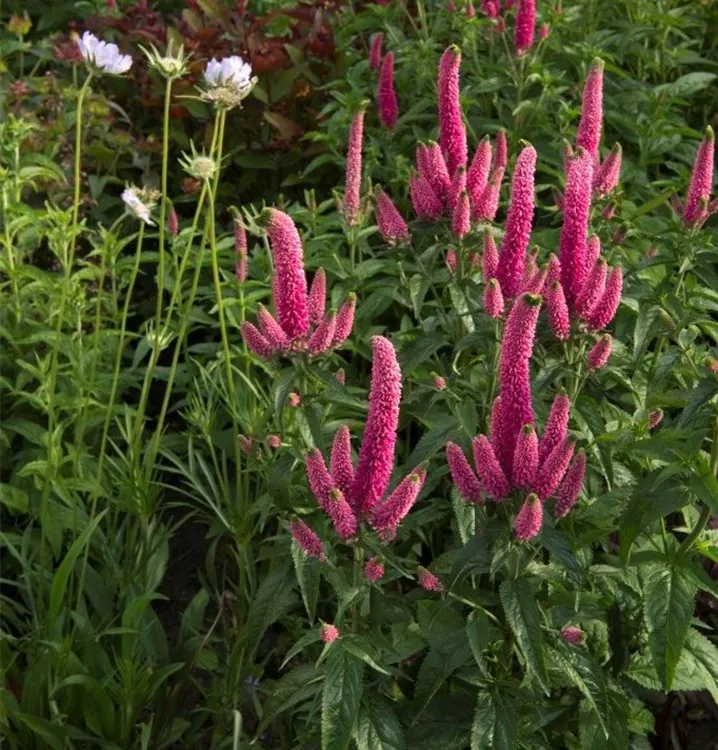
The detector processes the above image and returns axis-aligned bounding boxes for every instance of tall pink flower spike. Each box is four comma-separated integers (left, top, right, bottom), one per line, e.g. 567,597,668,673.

257,304,291,351
538,390,570,464
515,493,542,541
368,32,383,71
452,191,471,239
449,166,467,211
482,229,499,281
330,425,354,498
420,141,452,204
375,187,411,245
473,166,505,222
351,336,402,514
378,51,398,130
473,435,510,500
333,293,357,347
532,438,575,501
308,310,337,355
446,442,483,503
438,45,468,176
241,322,273,359
483,278,505,319
308,269,326,326
306,448,357,539
576,259,607,321
554,451,586,518
587,267,622,330
559,147,594,308
344,105,366,227
593,143,622,197
289,518,326,560
514,0,536,56
576,58,604,165
410,171,443,220
683,126,715,228
371,468,427,536
547,280,570,340
493,130,508,171
496,145,537,298
512,424,539,488
467,136,492,206
493,293,542,476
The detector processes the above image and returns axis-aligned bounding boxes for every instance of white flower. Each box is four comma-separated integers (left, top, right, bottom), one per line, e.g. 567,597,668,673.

78,31,132,75
201,56,256,109
122,187,156,226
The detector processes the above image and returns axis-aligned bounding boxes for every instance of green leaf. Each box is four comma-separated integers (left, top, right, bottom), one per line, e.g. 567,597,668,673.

661,72,718,97
499,579,549,693
292,539,320,623
471,691,517,750
678,378,718,427
643,561,697,690
322,647,364,750
466,610,489,672
449,284,476,334
680,627,718,703
257,665,322,736
414,631,473,712
354,695,404,750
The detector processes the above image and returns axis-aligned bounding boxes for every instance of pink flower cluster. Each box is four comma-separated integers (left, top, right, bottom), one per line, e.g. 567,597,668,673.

241,209,356,359
678,126,716,229
446,296,586,540
303,336,426,543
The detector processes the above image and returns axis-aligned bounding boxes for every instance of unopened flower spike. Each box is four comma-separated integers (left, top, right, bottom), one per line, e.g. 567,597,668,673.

576,58,604,165
446,442,483,504
438,45,468,175
378,51,398,130
369,32,384,71
514,493,542,541
683,126,715,228
289,518,326,561
375,187,411,246
418,567,444,592
344,104,367,227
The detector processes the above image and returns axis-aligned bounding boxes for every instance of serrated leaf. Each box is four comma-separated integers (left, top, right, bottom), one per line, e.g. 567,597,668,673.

643,561,697,690
678,378,718,427
466,610,489,673
449,283,476,334
471,691,517,750
292,539,321,623
499,579,549,693
322,648,364,750
414,631,472,712
354,695,404,750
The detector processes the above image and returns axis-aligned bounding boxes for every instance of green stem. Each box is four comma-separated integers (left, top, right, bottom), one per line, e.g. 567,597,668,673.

70,73,93,263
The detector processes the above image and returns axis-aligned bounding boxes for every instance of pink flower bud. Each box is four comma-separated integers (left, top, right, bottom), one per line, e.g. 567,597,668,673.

168,205,179,237
547,280,570,340
452,191,471,239
481,0,499,17
378,52,398,130
259,209,310,340
375,187,411,245
351,336,402,514
336,368,346,385
466,0,476,17
371,468,426,534
473,434,510,500
576,259,607,321
257,303,292,352
410,171,444,221
369,32,383,71
514,0,536,56
330,425,354,499
514,493,542,541
560,626,586,645
365,557,385,583
319,623,339,643
417,567,444,592
576,58,604,164
587,334,613,371
467,136,492,208
446,249,458,275
554,451,585,518
587,268,622,330
593,142,622,196
344,107,366,227
481,230,499,282
512,424,539,489
289,518,326,560
332,293,356,347
287,392,301,408
267,435,281,449
497,144,536,298
473,166,504,222
446,441,483,503
309,310,337,355
438,45,467,176
533,438,575,501
538,391,570,464
539,22,550,40
239,434,253,456
483,278,505,319
308,269,326,326
241,322,273,359
649,409,664,430
493,130,508,171
683,126,715,228
432,373,447,391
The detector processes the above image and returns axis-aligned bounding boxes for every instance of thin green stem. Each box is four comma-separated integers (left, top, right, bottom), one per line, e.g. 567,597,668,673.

154,78,173,343
70,73,93,263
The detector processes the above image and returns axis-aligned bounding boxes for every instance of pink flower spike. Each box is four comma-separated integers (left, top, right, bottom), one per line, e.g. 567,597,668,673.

514,0,536,56
683,126,715,227
532,438,575,501
371,468,426,534
344,106,366,227
332,293,357,348
330,425,355,500
473,434,510,500
326,487,358,540
544,253,561,292
473,166,504,222
496,144,537,298
576,58,604,164
559,147,594,309
417,567,444,592
593,142,622,197
438,45,468,176
467,136,493,206
319,623,339,643
378,51,398,130
587,334,613,371
351,336,402,514
241,322,274,359
423,141,452,203
466,0,476,17
587,267,622,330
306,448,336,507
547,280,570,340
234,215,247,282
649,409,664,430
538,391,570,464
289,518,326,560
365,557,385,583
168,205,179,237
375,187,411,246
259,208,310,339
369,32,383,71
561,626,586,645
514,493,542,541
446,441,483,503
449,166,467,211
493,130,508,172
446,249,458,275
523,263,547,295
554,451,586,518
512,424,539,489
452,191,471,239
309,310,337,356
585,235,601,278
483,278,505,319
482,229,499,281
308,269,326,326
481,0,499,16
410,171,443,220
257,303,292,352
494,293,542,475
490,396,503,445
576,259,607,321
